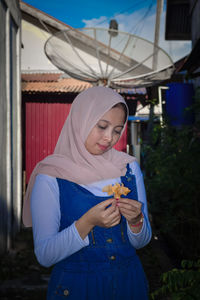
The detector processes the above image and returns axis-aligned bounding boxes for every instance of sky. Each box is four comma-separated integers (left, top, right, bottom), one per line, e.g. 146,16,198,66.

23,0,191,62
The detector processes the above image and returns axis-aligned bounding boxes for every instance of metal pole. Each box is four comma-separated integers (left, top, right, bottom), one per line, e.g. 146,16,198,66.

153,0,163,71
147,0,164,143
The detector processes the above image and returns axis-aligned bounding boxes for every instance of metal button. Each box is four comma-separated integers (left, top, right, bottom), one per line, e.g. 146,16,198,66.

110,255,116,260
106,238,113,243
63,289,69,296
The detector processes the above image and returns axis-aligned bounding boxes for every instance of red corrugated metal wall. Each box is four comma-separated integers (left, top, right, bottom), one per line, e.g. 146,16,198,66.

25,102,127,183
26,102,71,183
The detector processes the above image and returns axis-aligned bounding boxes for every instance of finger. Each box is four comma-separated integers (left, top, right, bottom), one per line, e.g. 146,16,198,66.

118,202,140,213
103,211,121,228
102,203,119,219
110,218,121,227
107,214,121,227
118,198,142,209
113,212,121,222
104,204,120,218
118,198,142,206
119,208,138,218
119,208,142,222
99,198,115,209
119,205,141,215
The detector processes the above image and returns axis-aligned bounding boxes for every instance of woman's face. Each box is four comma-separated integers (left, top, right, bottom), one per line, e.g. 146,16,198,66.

85,106,125,155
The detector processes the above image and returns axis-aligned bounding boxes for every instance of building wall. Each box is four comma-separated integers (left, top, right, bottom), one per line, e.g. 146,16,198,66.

190,0,200,88
0,0,21,254
25,102,71,183
190,0,200,45
21,20,56,71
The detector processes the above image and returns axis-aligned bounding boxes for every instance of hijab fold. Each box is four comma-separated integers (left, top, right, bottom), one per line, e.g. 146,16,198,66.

23,86,135,227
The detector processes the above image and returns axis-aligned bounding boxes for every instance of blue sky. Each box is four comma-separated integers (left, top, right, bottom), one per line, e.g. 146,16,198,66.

23,0,191,62
23,0,153,28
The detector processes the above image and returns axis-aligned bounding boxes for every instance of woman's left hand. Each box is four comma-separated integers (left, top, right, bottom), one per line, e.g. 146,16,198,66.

117,198,142,225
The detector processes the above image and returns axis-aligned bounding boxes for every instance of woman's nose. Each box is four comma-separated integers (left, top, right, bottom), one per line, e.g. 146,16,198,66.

103,130,112,141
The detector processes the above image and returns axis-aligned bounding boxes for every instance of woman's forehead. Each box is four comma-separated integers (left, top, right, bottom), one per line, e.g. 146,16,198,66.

98,106,126,123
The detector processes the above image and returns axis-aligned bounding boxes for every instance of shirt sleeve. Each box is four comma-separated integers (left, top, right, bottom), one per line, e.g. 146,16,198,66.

31,174,89,268
126,161,152,249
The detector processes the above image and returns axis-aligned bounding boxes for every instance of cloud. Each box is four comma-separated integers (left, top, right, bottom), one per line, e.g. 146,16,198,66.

82,16,108,28
82,4,191,63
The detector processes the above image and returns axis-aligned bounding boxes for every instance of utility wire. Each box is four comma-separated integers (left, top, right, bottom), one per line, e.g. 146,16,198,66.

93,0,149,27
112,1,155,51
128,0,155,36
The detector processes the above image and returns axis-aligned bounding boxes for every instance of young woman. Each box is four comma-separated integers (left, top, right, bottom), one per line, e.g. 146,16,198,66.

23,86,152,299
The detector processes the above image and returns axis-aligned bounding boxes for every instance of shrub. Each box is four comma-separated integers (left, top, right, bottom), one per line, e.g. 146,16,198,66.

142,89,200,260
150,259,200,300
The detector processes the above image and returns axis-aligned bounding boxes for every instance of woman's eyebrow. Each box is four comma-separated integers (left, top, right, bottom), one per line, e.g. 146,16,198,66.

98,119,124,128
98,119,109,123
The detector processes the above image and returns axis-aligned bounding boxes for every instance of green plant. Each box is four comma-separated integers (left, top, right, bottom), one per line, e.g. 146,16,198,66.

150,259,200,300
142,88,200,259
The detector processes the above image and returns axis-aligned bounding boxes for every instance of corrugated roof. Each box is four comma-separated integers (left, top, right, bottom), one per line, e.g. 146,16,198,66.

21,73,147,95
22,73,92,93
22,73,62,82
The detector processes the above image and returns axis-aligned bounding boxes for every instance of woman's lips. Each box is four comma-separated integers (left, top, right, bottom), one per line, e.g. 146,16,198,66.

98,144,109,151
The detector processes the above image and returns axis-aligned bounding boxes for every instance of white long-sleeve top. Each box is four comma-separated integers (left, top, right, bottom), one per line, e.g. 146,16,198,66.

31,161,152,267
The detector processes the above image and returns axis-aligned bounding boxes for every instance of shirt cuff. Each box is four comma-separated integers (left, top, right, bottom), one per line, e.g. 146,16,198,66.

72,221,89,246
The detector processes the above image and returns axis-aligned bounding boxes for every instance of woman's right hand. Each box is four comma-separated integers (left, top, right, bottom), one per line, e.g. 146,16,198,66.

75,199,121,240
86,198,121,228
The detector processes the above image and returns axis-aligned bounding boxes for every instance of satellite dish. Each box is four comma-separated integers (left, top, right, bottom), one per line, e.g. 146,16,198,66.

44,27,174,88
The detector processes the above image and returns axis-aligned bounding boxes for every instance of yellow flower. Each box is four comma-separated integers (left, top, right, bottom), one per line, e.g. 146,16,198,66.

102,183,130,199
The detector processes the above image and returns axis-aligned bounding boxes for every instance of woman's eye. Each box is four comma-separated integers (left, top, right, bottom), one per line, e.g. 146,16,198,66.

114,130,121,135
97,125,107,130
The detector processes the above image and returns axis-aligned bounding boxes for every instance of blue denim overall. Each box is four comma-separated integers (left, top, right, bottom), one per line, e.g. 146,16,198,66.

47,165,149,299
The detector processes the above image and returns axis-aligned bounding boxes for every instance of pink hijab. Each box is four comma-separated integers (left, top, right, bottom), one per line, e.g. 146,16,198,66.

23,86,135,227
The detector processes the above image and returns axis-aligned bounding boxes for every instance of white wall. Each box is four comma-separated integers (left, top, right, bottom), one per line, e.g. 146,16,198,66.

21,20,57,71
